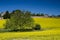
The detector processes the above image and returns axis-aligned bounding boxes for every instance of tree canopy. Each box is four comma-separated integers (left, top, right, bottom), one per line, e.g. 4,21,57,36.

5,10,35,31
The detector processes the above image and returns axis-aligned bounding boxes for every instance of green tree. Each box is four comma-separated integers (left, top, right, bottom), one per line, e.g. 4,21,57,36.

0,14,1,17
36,13,40,16
5,10,34,31
32,13,36,16
3,11,10,19
40,13,44,16
57,15,60,17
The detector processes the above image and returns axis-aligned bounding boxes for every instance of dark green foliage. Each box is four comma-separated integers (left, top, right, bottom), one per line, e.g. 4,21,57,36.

51,15,56,18
32,13,36,16
0,14,1,17
3,11,10,19
40,13,44,16
5,10,34,32
36,13,40,16
31,13,44,16
34,24,41,30
57,15,60,17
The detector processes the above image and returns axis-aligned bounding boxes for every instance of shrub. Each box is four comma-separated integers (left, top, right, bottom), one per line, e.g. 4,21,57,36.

34,24,41,30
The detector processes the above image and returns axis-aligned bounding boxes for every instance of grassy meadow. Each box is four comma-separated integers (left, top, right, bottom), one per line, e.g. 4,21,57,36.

0,18,60,40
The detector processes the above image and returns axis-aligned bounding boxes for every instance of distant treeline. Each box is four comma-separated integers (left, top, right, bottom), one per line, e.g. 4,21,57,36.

32,13,60,18
0,10,60,19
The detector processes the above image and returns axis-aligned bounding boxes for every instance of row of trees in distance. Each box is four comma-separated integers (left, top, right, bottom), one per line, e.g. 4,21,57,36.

0,10,60,19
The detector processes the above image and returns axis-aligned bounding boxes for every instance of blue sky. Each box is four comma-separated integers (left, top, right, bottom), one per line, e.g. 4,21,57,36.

0,0,60,15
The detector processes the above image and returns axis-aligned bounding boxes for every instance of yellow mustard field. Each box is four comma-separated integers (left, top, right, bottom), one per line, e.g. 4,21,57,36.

33,18,60,29
0,19,6,28
0,18,60,40
0,29,60,40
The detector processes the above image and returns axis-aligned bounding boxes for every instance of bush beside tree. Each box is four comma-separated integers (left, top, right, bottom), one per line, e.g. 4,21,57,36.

33,24,41,30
